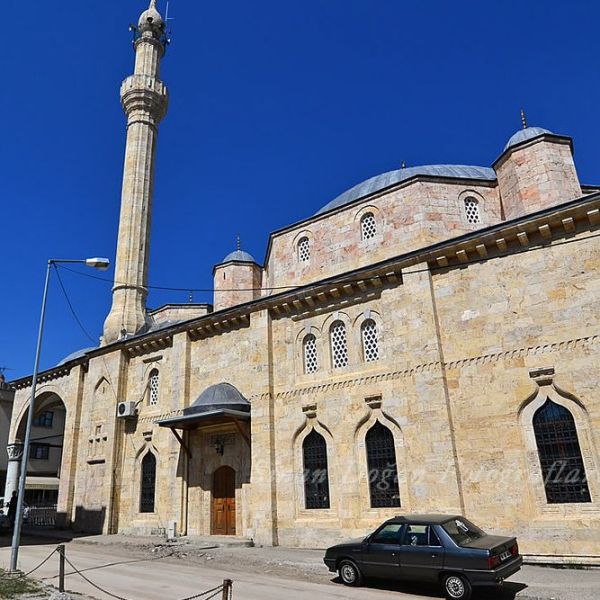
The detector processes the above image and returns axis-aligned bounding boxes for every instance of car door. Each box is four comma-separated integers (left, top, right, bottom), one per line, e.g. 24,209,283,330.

361,523,405,579
399,524,445,582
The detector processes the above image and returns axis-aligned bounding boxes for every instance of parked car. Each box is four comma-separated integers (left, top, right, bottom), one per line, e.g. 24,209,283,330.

324,514,522,600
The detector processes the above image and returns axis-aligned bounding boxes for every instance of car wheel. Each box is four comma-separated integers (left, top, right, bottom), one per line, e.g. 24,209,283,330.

442,574,472,600
338,559,363,586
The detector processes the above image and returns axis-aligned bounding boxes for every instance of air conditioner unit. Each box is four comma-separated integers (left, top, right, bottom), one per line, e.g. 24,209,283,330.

117,401,137,418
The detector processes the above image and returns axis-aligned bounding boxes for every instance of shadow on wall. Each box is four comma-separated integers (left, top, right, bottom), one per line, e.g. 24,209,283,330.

72,506,106,535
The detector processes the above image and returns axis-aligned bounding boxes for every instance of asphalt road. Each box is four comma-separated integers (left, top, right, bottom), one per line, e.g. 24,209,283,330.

1,540,599,600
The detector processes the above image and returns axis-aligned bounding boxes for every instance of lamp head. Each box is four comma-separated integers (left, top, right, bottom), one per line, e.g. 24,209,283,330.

85,257,111,271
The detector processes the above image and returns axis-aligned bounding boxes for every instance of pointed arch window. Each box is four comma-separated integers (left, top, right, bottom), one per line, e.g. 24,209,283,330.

298,237,310,262
140,452,157,513
149,369,159,406
303,430,330,509
303,334,318,374
533,399,591,504
361,212,377,240
366,421,400,508
361,319,379,362
330,320,348,369
464,197,481,224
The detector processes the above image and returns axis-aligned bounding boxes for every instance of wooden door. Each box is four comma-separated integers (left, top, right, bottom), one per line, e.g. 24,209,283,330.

212,466,236,535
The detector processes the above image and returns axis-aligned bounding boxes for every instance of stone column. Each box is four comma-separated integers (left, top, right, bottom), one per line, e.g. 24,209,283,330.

3,442,24,510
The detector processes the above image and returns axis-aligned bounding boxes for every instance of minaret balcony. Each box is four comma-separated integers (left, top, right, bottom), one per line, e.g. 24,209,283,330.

120,74,169,121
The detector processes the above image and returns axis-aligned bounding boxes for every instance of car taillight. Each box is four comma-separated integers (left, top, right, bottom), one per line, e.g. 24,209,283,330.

488,554,501,569
511,543,519,556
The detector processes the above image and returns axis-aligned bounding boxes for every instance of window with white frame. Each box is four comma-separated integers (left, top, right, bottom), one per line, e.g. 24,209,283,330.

361,319,379,362
361,212,377,240
298,237,310,262
463,197,481,224
330,320,349,369
303,334,318,374
149,369,159,406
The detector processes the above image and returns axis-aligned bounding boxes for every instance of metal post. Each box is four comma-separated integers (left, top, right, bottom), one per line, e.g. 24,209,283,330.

58,544,65,592
222,579,232,599
9,261,53,572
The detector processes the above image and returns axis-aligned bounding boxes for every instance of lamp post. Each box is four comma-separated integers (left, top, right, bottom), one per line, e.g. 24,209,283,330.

9,257,110,572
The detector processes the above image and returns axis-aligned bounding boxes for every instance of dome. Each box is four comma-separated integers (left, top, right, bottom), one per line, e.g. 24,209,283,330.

184,383,250,415
504,127,553,151
138,1,165,31
316,164,496,215
221,250,257,264
57,347,96,366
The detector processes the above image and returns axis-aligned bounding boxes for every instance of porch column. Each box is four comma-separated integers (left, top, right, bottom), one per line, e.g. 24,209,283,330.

3,443,24,507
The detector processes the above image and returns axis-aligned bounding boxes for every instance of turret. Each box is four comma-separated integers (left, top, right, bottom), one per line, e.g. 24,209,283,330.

494,120,581,220
213,247,262,311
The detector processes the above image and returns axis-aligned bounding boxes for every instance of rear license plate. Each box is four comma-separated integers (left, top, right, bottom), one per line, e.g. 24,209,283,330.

499,551,511,561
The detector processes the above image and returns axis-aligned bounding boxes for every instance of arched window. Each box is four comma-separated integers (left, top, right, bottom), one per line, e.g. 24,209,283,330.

330,320,348,369
303,430,330,509
361,319,379,362
533,400,591,504
361,212,377,240
298,237,310,262
303,334,318,374
140,452,157,513
366,421,400,508
463,197,481,224
148,369,159,406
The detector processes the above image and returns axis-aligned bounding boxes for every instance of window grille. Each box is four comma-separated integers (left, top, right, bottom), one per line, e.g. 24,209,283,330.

330,321,348,369
366,421,400,508
149,370,159,406
298,237,310,262
464,197,481,224
361,319,379,362
361,213,377,240
303,334,318,374
533,399,591,504
303,430,330,509
140,453,157,513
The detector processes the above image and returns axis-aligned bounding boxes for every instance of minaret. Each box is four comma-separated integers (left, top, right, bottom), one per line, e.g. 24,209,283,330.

103,0,169,344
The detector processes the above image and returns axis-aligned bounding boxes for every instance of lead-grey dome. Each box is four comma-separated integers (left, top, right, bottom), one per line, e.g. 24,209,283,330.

57,347,96,366
504,127,552,151
222,250,256,263
316,164,496,215
184,383,250,416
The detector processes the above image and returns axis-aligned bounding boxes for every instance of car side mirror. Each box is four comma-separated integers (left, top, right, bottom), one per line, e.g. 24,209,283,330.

364,534,372,544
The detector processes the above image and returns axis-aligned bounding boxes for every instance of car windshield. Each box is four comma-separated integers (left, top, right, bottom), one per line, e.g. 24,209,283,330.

442,518,486,546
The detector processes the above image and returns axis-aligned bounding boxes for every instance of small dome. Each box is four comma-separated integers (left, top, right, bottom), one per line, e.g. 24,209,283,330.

184,383,250,415
138,1,165,31
57,347,96,366
504,127,553,151
222,250,256,263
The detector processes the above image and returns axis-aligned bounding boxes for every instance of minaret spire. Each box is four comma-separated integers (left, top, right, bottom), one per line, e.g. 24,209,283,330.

103,2,169,344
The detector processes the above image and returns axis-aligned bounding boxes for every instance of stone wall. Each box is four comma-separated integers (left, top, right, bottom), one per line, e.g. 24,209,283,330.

266,180,501,290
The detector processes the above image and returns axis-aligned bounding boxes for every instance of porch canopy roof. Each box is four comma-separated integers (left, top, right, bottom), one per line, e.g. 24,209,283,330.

156,382,250,431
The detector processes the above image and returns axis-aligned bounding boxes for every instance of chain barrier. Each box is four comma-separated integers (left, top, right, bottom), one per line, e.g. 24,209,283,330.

59,550,230,600
17,545,232,600
21,547,57,578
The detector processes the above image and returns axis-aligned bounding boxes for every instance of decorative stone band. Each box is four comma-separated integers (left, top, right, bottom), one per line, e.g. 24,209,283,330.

7,442,24,462
120,75,169,122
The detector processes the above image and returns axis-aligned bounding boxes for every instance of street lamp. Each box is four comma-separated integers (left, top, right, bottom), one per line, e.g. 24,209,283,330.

9,257,110,572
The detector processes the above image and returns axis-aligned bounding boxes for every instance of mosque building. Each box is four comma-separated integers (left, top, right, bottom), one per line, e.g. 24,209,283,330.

5,1,600,561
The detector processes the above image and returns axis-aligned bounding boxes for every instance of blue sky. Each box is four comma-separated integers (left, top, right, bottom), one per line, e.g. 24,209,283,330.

2,0,599,379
